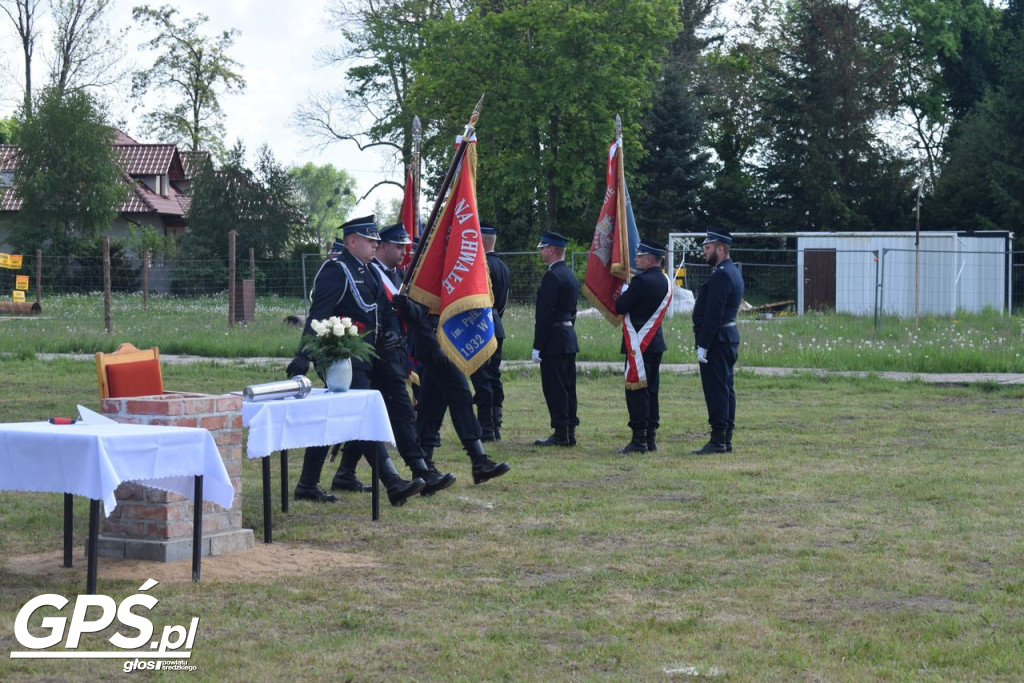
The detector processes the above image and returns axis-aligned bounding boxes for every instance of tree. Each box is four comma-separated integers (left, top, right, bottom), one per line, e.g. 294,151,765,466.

411,0,679,246
293,0,466,200
1,0,42,116
757,0,914,232
131,4,246,159
288,162,357,249
11,85,124,253
48,0,128,99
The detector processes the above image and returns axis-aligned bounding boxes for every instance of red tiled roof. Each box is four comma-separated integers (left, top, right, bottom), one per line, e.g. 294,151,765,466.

178,151,209,180
113,144,177,176
1,188,18,212
113,130,139,145
1,144,18,170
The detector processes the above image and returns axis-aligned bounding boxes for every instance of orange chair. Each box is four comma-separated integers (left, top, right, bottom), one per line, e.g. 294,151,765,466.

95,343,165,399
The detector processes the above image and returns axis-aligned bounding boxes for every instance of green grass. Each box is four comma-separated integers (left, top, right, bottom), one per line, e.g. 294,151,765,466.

3,294,1024,372
2,359,1024,680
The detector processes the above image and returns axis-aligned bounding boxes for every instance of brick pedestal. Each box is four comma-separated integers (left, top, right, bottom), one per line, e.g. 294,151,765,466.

97,392,254,562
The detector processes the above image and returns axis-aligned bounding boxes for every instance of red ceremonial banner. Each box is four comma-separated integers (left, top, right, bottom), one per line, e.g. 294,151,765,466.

582,140,634,325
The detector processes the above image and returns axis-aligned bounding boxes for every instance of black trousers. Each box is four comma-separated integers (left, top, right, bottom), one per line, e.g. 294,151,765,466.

470,338,504,415
540,352,578,429
624,350,662,432
416,355,482,449
699,342,738,432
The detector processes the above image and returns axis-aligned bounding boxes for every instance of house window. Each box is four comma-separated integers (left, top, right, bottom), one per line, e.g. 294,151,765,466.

0,171,13,188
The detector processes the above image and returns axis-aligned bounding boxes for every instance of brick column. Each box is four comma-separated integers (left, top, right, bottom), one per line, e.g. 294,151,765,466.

97,392,254,562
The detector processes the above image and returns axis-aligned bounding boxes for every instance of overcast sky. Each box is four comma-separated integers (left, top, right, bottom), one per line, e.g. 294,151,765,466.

0,0,401,215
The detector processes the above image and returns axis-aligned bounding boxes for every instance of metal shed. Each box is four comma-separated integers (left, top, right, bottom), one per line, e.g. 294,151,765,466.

796,231,1013,316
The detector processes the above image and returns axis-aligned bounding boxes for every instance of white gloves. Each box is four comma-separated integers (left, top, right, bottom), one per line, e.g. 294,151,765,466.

697,347,708,364
619,283,629,295
531,348,542,363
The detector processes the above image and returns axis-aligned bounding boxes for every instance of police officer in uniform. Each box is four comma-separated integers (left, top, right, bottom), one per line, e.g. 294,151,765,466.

470,222,510,441
286,216,426,506
692,229,744,454
614,239,671,454
532,230,580,447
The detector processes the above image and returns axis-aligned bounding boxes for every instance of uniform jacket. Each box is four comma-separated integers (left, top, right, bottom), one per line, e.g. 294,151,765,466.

692,258,744,350
533,260,579,356
614,265,668,354
299,249,397,355
486,251,510,340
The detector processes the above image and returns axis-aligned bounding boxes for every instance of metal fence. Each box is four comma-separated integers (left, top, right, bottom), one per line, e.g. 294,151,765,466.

3,248,1023,317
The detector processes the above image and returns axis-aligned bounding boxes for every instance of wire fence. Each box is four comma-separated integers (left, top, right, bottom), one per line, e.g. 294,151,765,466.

2,248,1023,317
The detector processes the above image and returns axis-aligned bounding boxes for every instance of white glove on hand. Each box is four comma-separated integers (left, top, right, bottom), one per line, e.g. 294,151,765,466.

697,346,708,364
531,348,542,363
619,283,629,295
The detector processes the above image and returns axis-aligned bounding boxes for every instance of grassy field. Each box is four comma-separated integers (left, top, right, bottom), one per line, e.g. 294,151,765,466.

2,357,1024,680
1,293,1023,372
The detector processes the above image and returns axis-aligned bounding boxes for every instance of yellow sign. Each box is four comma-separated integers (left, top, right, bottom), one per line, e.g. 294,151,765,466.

12,290,25,302
15,275,29,291
0,253,23,269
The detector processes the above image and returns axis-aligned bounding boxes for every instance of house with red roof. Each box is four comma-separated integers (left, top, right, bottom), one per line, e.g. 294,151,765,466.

0,130,208,252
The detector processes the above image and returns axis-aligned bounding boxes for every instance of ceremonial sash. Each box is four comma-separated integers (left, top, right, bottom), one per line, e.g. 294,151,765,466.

370,262,399,300
622,273,672,389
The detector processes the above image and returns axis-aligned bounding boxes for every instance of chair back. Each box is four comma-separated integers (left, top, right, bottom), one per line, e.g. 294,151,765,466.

95,343,164,399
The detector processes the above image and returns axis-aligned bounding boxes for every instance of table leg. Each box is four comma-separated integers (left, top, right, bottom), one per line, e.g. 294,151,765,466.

371,445,380,522
192,475,203,583
280,449,289,514
86,499,100,595
262,455,272,544
63,493,74,568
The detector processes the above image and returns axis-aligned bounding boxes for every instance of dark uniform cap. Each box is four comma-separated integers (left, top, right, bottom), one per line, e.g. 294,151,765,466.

703,229,733,245
537,230,569,248
339,215,380,240
480,222,498,236
328,238,345,255
379,222,412,244
637,239,665,257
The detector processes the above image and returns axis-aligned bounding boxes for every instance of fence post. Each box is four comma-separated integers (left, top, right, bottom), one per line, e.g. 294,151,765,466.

228,231,237,328
35,249,41,304
103,236,112,333
142,250,150,311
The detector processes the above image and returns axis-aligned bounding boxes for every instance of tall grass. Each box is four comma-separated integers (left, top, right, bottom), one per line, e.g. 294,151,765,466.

2,293,1023,372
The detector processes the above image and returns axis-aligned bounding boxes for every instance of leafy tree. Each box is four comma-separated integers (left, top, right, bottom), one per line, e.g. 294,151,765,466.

131,4,246,159
411,0,679,246
288,162,357,248
757,0,913,232
1,0,42,116
48,0,128,99
0,117,19,143
294,0,466,199
11,85,124,253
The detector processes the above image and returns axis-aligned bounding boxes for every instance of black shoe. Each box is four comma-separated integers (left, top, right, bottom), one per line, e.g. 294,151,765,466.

534,432,572,447
480,431,498,443
472,459,510,484
414,466,457,497
294,483,339,502
387,478,426,507
330,474,372,493
692,440,728,455
647,431,657,452
619,440,647,454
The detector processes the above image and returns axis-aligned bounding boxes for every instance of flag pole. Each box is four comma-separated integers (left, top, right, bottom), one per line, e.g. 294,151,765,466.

412,115,422,237
400,94,484,292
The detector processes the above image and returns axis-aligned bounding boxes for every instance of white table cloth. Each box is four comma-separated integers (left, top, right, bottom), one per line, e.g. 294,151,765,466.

0,406,233,514
242,388,395,458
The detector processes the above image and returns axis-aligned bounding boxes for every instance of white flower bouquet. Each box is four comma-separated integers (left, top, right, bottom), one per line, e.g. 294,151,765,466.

303,316,377,365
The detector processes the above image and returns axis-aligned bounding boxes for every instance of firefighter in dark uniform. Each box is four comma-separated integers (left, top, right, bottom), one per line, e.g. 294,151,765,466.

532,230,580,447
692,229,744,454
399,293,511,486
614,239,670,454
470,222,510,441
363,222,456,495
285,216,425,506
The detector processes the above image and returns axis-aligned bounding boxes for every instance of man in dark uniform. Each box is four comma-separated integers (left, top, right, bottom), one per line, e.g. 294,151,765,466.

691,229,744,454
614,239,672,454
400,295,511,486
532,230,580,447
285,216,426,506
361,222,456,495
470,222,510,441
